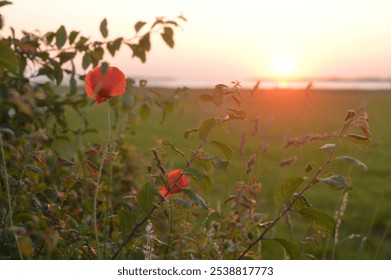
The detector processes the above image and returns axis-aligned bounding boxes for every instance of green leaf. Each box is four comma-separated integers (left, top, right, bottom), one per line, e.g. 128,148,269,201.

91,47,104,61
345,134,371,146
0,41,19,72
136,183,156,213
182,189,208,209
274,177,305,207
135,21,146,32
184,168,211,190
57,157,76,167
225,108,246,120
298,207,336,236
318,143,336,151
0,127,15,138
19,236,33,258
68,31,80,44
55,25,67,49
184,167,204,180
45,32,55,44
161,27,174,48
0,1,13,8
209,140,233,160
192,158,213,172
58,52,75,64
100,18,108,38
107,37,122,56
82,52,92,69
75,36,89,49
139,103,150,119
128,43,146,63
162,139,185,158
198,118,216,140
117,208,136,234
26,165,43,175
319,175,351,190
172,198,193,208
121,92,134,109
333,156,368,171
139,33,151,51
304,162,313,173
271,238,304,260
292,195,312,211
52,61,63,85
209,156,229,170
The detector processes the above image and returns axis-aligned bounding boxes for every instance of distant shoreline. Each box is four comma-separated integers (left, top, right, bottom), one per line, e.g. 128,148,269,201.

143,79,391,90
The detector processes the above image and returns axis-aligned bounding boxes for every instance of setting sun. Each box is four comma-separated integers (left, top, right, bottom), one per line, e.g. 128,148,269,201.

272,54,294,77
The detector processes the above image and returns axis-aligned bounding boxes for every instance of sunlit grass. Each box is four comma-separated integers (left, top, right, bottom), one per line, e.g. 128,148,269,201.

62,88,391,259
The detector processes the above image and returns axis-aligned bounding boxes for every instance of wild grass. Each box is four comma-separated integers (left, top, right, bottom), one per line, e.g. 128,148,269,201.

60,87,391,259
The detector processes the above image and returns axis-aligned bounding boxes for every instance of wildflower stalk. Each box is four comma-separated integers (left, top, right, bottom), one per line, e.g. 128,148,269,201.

332,190,349,259
238,114,353,259
94,100,111,259
0,131,23,259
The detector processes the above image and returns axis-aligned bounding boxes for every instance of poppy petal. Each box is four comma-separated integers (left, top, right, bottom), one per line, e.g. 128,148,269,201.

159,169,190,199
85,66,126,103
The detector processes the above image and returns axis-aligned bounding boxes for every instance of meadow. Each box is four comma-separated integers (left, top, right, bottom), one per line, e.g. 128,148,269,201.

61,86,391,259
1,3,390,259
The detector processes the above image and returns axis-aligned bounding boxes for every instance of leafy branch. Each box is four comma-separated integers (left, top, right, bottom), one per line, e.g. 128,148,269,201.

238,108,371,259
110,83,244,259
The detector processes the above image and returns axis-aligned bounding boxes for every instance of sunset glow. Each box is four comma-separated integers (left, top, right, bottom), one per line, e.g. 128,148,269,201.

272,54,294,78
2,0,391,85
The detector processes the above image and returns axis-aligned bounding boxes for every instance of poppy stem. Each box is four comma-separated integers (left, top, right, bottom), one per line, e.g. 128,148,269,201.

94,100,111,259
0,131,23,259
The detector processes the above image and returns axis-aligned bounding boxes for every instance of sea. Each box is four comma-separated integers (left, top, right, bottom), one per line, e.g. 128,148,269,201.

141,77,391,90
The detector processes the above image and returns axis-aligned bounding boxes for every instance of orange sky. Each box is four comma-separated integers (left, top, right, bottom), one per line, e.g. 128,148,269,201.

2,0,391,83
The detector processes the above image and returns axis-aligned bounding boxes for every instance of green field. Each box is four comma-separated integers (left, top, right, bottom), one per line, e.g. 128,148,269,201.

62,87,391,259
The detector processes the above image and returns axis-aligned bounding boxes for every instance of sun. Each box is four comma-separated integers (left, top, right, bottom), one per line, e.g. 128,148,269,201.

272,54,294,78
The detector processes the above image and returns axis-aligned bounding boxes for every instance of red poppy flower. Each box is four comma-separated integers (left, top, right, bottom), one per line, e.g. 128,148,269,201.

85,66,126,104
159,169,190,198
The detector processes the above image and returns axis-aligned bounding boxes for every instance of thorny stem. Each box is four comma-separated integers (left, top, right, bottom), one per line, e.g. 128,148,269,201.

0,131,23,259
238,117,351,260
94,100,111,259
110,136,209,259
